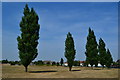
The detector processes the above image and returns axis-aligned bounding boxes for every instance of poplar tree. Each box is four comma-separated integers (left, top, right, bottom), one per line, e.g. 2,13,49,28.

65,32,76,71
105,49,113,68
98,38,106,68
17,4,40,72
85,28,98,67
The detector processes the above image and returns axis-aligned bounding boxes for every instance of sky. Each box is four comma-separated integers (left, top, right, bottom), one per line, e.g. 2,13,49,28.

2,2,118,62
1,0,120,2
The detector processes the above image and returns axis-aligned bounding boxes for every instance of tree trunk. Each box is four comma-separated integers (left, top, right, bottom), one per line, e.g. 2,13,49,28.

91,65,93,69
87,64,88,67
25,66,28,72
102,65,104,69
95,64,98,67
69,67,72,71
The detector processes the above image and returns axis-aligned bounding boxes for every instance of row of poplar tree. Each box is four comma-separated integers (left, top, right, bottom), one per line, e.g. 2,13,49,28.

65,28,113,71
85,28,113,68
17,4,113,72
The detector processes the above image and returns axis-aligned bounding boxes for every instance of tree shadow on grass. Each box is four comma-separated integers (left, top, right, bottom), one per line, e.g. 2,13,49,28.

93,68,101,70
71,70,81,71
29,70,57,73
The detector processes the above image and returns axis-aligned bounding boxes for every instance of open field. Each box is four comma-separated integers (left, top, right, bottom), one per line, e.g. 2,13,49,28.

2,64,119,78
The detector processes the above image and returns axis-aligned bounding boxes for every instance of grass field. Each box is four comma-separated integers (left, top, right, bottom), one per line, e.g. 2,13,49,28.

2,64,119,78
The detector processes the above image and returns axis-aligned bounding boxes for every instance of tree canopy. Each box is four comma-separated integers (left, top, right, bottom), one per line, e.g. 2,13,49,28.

85,28,98,67
17,4,40,72
65,32,76,71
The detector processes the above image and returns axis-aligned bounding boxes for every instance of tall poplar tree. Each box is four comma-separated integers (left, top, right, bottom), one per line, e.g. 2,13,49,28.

17,4,40,72
85,28,98,67
65,32,76,71
98,38,106,68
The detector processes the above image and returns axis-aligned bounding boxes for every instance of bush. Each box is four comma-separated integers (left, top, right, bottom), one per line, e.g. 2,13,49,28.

56,62,59,66
2,59,8,64
52,62,56,66
10,61,16,65
73,61,80,66
34,60,44,65
46,62,51,66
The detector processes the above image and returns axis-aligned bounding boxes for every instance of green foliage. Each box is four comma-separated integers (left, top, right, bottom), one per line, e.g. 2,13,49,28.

8,61,21,65
117,59,120,63
65,32,76,71
98,38,107,67
46,62,51,66
105,49,113,68
2,59,8,64
73,61,80,66
85,28,98,67
83,61,89,67
14,61,21,65
34,60,43,65
112,61,120,68
98,38,113,68
2,60,21,65
60,58,64,66
113,62,118,65
52,62,56,66
116,59,120,67
17,4,40,72
10,61,16,65
56,62,59,66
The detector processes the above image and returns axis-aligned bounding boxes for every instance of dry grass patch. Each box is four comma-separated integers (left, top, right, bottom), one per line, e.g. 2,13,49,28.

2,64,119,78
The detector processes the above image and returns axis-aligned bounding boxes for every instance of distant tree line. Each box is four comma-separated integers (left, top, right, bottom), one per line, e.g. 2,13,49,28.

33,60,60,66
1,59,80,67
1,59,21,65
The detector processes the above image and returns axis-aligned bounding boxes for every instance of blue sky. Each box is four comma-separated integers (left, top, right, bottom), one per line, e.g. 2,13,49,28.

2,2,118,62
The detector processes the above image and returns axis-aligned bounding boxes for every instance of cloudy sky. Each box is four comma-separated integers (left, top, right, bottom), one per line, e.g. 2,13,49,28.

2,2,118,62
